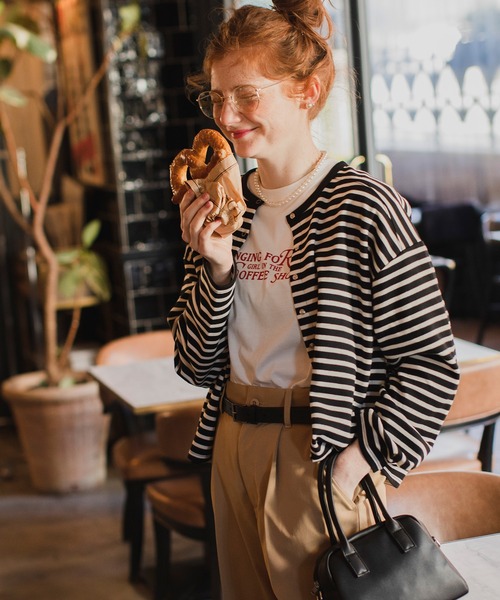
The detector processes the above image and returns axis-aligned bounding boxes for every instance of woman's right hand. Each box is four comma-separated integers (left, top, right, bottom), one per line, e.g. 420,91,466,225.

179,188,234,285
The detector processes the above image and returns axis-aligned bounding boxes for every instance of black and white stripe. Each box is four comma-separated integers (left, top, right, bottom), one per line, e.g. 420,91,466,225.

167,162,459,486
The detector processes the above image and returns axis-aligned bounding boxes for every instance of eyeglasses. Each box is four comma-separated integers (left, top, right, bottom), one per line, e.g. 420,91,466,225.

196,81,283,119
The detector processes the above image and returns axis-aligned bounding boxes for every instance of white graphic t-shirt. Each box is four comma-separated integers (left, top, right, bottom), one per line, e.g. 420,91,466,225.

228,157,336,388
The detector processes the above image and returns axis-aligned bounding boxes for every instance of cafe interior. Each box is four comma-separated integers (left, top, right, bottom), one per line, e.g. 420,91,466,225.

1,0,500,598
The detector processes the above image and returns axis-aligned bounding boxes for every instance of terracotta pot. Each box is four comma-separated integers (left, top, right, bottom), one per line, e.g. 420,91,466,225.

2,371,110,494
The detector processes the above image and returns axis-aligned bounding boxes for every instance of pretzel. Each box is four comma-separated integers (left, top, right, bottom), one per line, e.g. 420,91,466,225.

170,129,232,204
169,129,246,237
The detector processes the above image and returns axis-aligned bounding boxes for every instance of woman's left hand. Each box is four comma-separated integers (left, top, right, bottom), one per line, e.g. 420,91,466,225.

331,439,372,499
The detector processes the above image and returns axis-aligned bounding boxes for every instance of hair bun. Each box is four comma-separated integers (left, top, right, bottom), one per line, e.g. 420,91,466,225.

272,0,326,32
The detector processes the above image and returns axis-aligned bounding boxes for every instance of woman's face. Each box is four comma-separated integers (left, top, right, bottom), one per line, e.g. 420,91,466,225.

210,54,306,162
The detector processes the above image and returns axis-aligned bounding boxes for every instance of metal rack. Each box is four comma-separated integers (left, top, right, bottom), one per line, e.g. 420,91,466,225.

87,0,220,335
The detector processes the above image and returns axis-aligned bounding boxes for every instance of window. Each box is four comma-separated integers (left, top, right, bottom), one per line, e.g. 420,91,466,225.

365,0,500,205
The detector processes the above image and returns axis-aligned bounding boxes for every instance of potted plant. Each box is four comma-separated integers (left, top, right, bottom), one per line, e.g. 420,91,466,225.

0,1,140,493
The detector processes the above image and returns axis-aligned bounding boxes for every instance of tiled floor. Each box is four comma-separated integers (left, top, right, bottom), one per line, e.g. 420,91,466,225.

0,427,205,600
1,316,499,599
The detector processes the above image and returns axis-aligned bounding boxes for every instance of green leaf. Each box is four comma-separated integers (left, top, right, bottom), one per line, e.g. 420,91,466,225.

58,375,76,388
81,219,101,249
56,248,80,265
84,268,111,302
57,246,111,302
4,23,56,62
0,84,27,106
119,3,141,35
79,252,111,301
58,268,81,298
27,31,57,63
3,22,30,49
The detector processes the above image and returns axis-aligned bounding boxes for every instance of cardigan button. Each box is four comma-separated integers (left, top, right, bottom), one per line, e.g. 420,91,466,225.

289,212,295,219
299,309,306,315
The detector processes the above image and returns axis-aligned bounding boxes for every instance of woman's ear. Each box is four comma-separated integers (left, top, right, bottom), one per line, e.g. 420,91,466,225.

302,75,321,110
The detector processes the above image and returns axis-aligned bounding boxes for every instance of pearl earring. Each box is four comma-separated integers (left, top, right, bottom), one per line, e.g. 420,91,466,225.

306,102,315,109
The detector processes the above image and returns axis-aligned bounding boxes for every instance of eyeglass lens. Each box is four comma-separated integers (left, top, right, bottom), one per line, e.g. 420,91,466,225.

198,85,260,119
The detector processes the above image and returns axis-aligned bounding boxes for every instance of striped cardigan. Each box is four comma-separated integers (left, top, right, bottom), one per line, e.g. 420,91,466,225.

167,162,460,486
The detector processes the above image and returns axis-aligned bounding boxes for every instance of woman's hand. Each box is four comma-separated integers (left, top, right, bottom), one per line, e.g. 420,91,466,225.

179,188,234,285
331,439,372,500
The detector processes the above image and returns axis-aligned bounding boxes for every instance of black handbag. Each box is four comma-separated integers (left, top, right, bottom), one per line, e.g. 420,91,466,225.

313,453,469,600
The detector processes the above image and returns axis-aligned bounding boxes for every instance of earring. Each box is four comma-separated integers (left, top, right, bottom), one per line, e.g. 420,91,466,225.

306,102,315,109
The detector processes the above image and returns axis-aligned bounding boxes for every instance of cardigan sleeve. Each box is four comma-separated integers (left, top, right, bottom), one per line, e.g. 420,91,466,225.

167,246,235,388
358,242,460,486
304,169,460,487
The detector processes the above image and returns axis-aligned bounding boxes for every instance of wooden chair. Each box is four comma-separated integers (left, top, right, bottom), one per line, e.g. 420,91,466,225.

95,329,178,582
431,255,456,310
415,356,500,473
146,405,220,600
386,470,500,543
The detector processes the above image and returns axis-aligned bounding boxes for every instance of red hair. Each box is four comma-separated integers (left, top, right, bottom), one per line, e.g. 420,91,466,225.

188,0,335,120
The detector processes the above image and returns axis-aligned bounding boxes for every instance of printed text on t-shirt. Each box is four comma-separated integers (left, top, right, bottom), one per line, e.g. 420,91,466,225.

235,249,293,283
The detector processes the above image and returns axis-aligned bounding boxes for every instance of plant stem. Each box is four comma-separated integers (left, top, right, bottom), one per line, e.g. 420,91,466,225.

0,28,129,385
58,304,82,371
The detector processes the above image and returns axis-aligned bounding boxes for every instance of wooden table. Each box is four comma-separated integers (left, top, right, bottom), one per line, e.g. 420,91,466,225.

442,533,500,599
89,356,207,415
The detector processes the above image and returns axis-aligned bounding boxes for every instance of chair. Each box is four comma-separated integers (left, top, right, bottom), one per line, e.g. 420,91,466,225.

476,210,500,344
146,405,220,600
412,201,485,317
414,356,500,473
431,255,456,310
386,470,500,543
95,329,178,582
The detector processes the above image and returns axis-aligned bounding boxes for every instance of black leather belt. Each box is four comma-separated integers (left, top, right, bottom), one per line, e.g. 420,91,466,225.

222,397,311,425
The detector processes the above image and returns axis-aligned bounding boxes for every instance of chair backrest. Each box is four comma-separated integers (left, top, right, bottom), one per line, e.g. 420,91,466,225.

414,356,500,473
386,470,500,542
431,255,456,309
95,330,175,366
155,404,204,463
445,357,500,426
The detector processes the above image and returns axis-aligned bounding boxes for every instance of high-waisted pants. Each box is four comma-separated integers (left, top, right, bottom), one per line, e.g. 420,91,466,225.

211,382,387,600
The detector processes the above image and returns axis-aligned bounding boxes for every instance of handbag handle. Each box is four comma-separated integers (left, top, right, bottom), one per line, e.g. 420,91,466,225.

317,452,416,577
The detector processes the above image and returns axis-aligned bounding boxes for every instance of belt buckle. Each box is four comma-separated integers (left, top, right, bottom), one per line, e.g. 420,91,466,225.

230,401,239,420
230,401,259,424
224,398,237,420
226,399,244,422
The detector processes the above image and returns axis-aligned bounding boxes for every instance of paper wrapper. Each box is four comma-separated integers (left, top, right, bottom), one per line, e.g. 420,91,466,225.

185,154,246,237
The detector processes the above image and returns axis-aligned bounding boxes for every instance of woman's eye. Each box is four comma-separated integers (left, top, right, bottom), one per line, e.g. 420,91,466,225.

238,91,256,100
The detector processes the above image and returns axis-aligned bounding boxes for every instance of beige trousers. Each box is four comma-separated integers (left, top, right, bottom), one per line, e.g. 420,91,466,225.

211,383,386,600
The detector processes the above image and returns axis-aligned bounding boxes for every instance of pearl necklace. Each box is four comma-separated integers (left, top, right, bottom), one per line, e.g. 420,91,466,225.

253,151,327,207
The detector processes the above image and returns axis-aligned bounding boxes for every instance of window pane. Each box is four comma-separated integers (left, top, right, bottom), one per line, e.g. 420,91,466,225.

365,0,500,205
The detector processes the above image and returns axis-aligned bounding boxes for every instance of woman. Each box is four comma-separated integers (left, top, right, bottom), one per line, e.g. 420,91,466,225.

168,1,460,598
